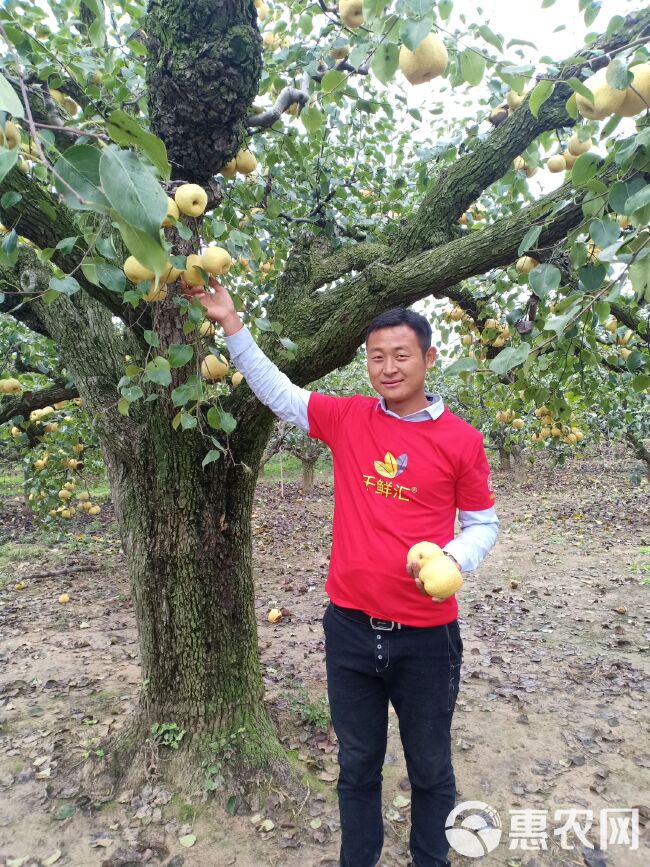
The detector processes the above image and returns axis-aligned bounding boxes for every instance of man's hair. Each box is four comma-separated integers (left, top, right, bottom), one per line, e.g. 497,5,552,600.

365,308,432,357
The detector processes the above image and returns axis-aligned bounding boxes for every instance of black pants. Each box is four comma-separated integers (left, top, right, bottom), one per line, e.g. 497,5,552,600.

323,602,462,867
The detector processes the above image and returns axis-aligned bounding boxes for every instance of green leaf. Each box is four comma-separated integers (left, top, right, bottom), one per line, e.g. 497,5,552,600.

143,356,172,387
54,804,75,821
632,373,650,391
438,0,453,17
589,218,619,248
460,49,485,87
517,225,542,257
605,57,631,91
630,258,650,302
179,834,196,848
608,178,645,214
625,185,650,216
168,344,194,368
279,336,298,352
53,144,110,212
106,110,171,180
571,152,601,186
0,147,18,184
218,408,237,434
372,43,399,86
180,411,197,430
300,106,324,136
578,263,606,292
99,145,168,239
144,329,160,347
49,276,80,296
202,449,221,468
529,263,561,297
321,70,347,95
170,375,202,407
400,18,433,53
444,357,478,376
477,24,503,52
121,385,144,402
206,406,221,429
489,343,530,376
254,317,273,332
0,73,24,118
567,77,594,103
625,350,644,372
97,263,126,294
226,794,237,816
114,218,168,279
1,190,21,209
528,80,554,117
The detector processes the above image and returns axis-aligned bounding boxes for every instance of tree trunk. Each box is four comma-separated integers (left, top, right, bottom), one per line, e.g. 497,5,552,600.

498,446,511,472
301,459,316,495
626,431,650,481
101,411,289,791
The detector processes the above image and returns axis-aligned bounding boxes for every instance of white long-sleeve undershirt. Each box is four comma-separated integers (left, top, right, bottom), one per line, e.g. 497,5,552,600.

225,326,499,572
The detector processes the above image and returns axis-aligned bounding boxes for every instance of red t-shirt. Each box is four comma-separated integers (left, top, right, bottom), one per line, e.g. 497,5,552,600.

308,393,495,627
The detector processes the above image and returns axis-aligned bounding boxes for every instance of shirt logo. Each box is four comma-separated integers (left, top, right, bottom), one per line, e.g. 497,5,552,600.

374,450,408,478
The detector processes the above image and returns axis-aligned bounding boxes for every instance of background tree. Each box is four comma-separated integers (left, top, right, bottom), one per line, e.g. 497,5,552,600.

0,0,648,799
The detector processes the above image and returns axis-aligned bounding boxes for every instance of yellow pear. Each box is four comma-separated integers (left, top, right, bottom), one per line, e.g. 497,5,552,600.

220,158,237,179
563,149,578,168
162,262,183,283
511,418,525,430
615,63,650,117
419,557,463,600
568,134,592,156
546,154,566,173
174,183,208,217
575,68,626,120
338,0,363,28
183,253,207,286
407,541,442,568
142,280,168,302
330,45,349,61
235,149,257,175
49,88,64,105
201,354,229,381
399,33,448,85
62,96,79,115
88,505,101,515
124,256,154,284
58,593,70,603
506,90,525,110
163,196,180,226
4,120,21,149
0,377,22,394
199,320,215,338
268,608,283,623
202,247,232,276
231,371,244,388
515,256,539,274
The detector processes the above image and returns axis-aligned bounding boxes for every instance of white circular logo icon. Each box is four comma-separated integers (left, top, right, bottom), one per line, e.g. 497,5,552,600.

445,800,503,857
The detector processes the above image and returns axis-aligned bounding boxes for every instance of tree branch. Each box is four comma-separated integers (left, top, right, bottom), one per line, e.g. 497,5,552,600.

390,6,650,260
0,383,79,426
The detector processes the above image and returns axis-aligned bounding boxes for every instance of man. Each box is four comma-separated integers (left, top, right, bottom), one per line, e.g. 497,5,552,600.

192,280,498,867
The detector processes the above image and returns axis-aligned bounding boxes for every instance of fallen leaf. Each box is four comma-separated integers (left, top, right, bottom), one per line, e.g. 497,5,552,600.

392,795,411,808
179,834,196,847
42,850,62,866
258,819,275,832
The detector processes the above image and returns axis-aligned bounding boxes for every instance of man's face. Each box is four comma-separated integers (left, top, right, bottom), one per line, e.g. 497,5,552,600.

366,325,437,413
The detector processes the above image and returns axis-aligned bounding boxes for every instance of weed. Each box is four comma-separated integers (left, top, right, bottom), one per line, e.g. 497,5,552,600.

202,725,248,793
288,687,330,732
150,722,185,749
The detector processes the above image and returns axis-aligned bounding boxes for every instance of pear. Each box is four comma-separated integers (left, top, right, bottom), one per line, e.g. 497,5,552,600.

399,34,448,85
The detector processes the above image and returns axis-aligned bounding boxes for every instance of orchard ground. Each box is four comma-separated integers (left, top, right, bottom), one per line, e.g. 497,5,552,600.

0,450,648,867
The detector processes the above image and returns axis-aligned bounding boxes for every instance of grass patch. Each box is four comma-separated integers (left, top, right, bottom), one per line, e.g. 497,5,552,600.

0,540,66,570
286,749,334,796
261,453,332,483
0,470,22,497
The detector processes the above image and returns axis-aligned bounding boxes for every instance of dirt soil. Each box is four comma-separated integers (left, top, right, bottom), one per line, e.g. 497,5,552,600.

0,455,649,867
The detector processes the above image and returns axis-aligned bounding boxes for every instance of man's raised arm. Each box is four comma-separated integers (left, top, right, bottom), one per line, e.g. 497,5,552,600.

187,280,311,433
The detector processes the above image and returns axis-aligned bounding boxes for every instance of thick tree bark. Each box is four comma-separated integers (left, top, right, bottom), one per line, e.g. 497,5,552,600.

301,459,316,495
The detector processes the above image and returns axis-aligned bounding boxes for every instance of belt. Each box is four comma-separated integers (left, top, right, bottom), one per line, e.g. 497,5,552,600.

330,602,421,631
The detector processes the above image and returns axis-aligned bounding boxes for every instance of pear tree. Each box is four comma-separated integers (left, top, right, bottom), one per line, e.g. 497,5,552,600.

0,0,648,798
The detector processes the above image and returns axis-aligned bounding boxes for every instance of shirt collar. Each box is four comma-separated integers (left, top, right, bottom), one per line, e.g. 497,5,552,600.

377,392,445,421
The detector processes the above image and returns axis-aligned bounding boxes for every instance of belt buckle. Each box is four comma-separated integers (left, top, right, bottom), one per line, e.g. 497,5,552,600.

370,617,395,631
